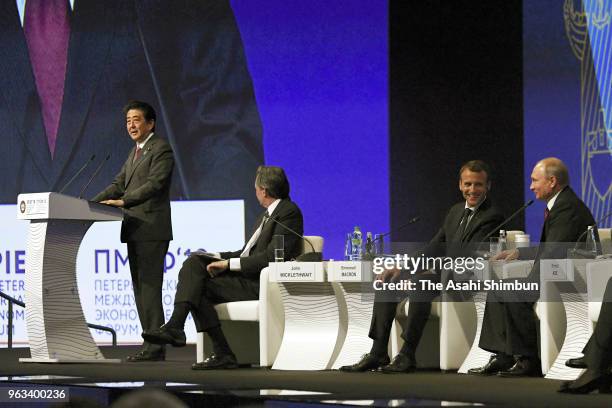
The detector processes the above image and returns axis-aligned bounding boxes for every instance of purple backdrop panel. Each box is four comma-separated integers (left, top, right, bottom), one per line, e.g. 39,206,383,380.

232,0,389,258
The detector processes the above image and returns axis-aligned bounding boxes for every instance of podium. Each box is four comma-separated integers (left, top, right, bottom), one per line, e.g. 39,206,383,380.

16,193,123,363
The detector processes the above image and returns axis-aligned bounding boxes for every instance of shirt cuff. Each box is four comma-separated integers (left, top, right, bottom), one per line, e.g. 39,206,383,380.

229,258,241,271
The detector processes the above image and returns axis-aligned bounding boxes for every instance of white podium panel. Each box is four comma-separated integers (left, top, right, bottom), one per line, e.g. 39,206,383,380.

269,263,341,370
540,259,591,380
17,193,122,363
327,261,374,369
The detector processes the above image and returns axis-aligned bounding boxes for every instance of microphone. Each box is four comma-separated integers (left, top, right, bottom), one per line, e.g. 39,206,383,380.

372,216,420,243
363,216,420,259
264,214,322,262
58,154,96,194
569,210,612,257
79,154,111,199
480,199,534,243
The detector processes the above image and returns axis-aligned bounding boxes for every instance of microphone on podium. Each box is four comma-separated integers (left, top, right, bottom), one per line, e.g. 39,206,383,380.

362,216,420,260
58,154,96,194
79,154,111,199
481,199,534,243
264,214,323,262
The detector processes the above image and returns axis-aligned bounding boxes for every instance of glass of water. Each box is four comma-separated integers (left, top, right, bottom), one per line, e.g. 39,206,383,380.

374,234,384,255
489,237,502,256
273,235,284,262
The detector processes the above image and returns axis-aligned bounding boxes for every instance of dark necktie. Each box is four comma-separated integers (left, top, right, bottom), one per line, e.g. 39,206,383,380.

133,147,142,163
456,208,473,241
24,0,70,158
241,211,269,256
544,207,550,220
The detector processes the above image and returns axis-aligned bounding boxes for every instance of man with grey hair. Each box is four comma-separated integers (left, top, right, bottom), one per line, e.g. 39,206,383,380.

144,166,303,369
469,157,597,377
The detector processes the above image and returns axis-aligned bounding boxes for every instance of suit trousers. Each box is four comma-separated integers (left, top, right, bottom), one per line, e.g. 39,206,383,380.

479,296,538,358
173,254,259,332
127,240,169,351
583,277,612,371
368,274,440,353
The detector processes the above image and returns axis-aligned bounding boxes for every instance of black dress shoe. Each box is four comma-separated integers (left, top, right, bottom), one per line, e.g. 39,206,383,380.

339,353,390,372
498,357,541,377
125,348,165,362
191,353,238,370
467,354,514,376
142,324,186,347
558,370,612,394
380,353,416,374
565,356,587,369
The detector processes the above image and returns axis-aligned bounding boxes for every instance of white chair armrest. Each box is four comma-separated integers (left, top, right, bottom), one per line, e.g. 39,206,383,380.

587,259,612,323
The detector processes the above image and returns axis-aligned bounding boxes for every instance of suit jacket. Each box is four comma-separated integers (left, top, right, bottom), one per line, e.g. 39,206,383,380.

424,197,505,258
518,187,597,278
220,199,304,279
0,0,263,227
93,134,174,242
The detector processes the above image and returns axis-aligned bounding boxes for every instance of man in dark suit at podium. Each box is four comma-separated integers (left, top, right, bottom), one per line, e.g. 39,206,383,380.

340,160,504,373
144,166,304,370
93,101,174,362
0,0,263,227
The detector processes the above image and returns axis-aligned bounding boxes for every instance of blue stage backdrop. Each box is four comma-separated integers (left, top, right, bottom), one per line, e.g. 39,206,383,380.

232,0,389,257
524,0,612,238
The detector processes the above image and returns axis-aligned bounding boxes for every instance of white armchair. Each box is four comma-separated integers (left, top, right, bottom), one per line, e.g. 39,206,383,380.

599,228,611,255
196,236,324,366
587,259,612,324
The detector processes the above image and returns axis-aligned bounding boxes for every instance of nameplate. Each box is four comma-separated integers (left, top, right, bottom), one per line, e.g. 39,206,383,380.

269,262,325,282
539,259,568,281
17,193,50,219
326,261,370,282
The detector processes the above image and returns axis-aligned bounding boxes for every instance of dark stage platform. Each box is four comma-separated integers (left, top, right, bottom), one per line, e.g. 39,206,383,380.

0,346,609,407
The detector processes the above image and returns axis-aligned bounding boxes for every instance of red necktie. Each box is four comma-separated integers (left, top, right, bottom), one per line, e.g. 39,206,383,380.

544,208,550,220
24,0,71,158
133,147,142,163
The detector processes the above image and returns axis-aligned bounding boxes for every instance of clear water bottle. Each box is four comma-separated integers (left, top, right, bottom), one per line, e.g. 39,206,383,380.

585,225,598,255
344,232,353,260
351,226,363,260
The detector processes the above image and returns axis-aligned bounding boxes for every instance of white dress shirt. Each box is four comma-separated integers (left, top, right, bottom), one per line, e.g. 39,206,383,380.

229,199,281,271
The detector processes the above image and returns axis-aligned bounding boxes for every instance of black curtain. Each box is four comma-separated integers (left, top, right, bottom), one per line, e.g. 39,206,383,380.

390,0,524,241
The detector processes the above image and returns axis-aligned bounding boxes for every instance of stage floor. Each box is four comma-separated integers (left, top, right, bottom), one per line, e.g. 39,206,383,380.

0,346,609,407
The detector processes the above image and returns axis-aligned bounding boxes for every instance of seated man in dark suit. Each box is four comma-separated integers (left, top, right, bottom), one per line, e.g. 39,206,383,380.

144,166,303,369
340,160,504,373
560,276,612,394
469,157,597,377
